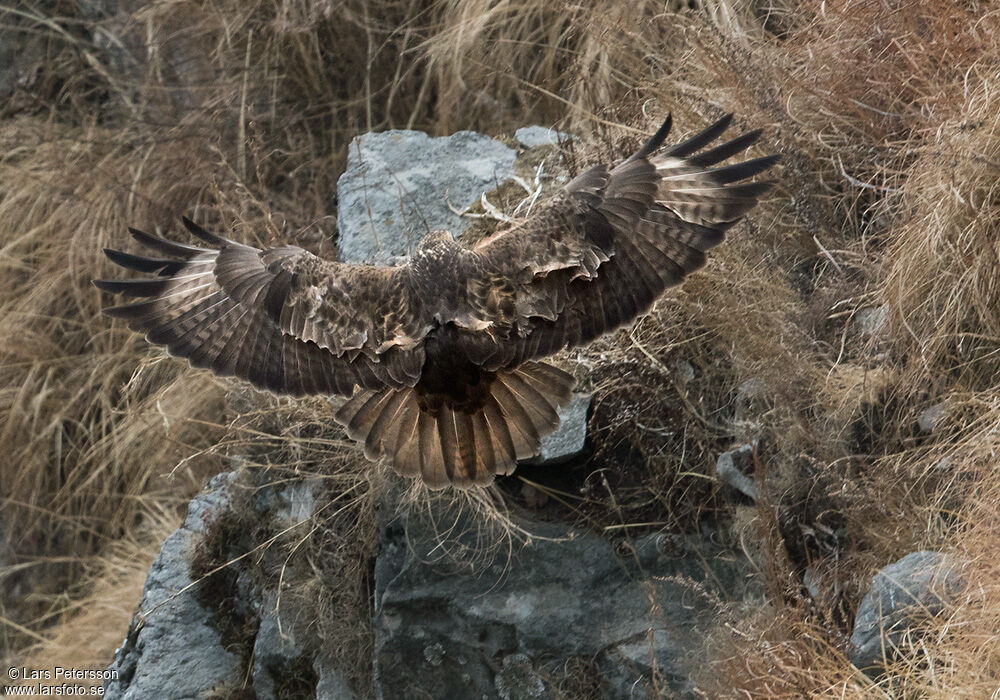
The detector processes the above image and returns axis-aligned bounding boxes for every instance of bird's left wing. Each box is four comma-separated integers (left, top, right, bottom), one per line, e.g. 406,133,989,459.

94,219,430,395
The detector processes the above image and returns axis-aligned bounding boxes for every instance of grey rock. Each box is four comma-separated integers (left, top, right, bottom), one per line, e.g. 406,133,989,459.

315,654,358,700
514,126,572,149
533,393,591,463
335,128,591,464
737,378,766,400
597,630,689,697
105,472,242,700
849,550,963,676
337,130,516,265
252,595,305,700
494,653,545,700
716,444,759,501
734,377,767,424
0,25,42,99
917,403,947,433
271,477,320,527
107,469,358,698
373,506,760,699
932,457,951,471
855,305,888,337
803,568,821,600
675,359,696,385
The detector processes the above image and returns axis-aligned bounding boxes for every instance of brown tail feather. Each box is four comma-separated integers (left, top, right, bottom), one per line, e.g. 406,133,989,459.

437,406,462,484
391,399,421,474
481,395,517,469
363,390,408,460
332,361,576,488
491,380,542,458
346,391,392,440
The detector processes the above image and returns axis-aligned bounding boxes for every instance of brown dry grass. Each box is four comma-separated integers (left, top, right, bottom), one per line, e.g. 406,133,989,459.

4,0,1000,696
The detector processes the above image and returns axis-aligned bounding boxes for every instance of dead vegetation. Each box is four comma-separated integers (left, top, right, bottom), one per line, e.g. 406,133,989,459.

3,0,1000,696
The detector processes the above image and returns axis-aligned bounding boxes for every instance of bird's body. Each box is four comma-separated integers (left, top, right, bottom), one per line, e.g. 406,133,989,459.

95,114,778,488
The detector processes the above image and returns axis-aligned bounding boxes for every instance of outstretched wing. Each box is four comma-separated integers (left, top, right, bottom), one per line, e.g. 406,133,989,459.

474,113,778,369
94,219,429,396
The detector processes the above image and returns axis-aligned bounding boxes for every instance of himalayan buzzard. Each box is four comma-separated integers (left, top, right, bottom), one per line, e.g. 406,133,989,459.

95,114,777,488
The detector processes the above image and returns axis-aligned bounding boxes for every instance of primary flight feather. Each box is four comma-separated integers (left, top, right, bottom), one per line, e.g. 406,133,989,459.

95,114,778,488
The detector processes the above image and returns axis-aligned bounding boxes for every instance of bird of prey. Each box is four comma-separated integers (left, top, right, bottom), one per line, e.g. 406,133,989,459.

95,114,777,488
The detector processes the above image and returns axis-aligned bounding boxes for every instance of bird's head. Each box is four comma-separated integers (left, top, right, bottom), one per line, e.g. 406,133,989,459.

418,230,454,251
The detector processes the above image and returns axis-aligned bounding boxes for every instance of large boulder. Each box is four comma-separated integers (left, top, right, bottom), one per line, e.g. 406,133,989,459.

373,503,760,699
849,550,963,676
336,130,517,265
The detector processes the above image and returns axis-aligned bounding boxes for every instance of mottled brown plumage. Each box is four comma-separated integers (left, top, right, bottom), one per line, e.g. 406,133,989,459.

95,114,778,488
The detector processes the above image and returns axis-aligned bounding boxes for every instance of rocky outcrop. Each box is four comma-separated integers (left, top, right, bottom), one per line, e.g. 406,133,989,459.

105,473,244,700
374,503,760,699
105,470,358,699
849,550,963,676
336,130,517,265
107,462,760,698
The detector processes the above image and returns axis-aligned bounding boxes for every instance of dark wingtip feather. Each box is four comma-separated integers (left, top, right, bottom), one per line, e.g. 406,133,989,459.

634,114,673,159
102,300,147,319
104,248,179,274
688,128,763,167
711,154,781,184
665,113,734,158
129,227,206,257
182,216,233,248
92,279,120,292
91,277,171,297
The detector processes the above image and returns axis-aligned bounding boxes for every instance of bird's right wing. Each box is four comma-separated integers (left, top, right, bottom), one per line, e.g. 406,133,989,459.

94,220,431,396
475,114,778,369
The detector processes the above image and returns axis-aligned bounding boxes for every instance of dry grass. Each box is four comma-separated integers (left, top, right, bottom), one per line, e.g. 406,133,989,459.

16,514,180,691
4,0,1000,695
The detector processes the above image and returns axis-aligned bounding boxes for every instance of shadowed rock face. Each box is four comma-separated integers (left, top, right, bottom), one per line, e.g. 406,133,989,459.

105,473,243,700
105,465,761,699
373,502,761,700
104,470,358,700
849,550,964,676
336,130,517,265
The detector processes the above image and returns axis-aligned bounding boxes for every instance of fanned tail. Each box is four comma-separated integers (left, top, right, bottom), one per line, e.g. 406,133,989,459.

333,361,575,488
